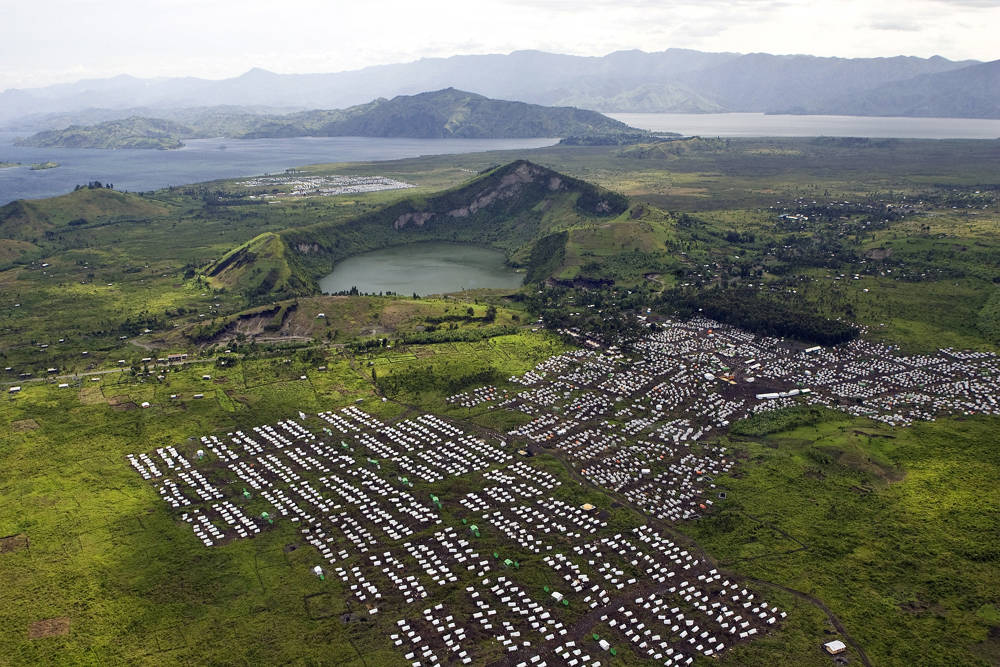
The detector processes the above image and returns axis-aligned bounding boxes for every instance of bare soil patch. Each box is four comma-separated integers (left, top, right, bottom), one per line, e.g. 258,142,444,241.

28,617,70,639
78,386,104,405
11,418,39,431
0,533,29,553
108,395,137,411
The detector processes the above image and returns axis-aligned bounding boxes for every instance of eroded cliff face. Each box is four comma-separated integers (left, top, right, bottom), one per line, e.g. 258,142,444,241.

392,211,435,229
205,161,627,299
393,162,561,229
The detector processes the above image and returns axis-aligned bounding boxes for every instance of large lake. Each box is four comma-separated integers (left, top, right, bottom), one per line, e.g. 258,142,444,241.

0,133,557,205
319,242,523,296
606,112,1000,139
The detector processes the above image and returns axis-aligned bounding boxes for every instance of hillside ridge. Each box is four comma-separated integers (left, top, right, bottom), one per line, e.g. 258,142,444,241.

205,160,629,298
16,89,641,148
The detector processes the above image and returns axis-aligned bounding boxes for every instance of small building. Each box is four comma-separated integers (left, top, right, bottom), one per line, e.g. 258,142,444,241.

823,640,847,655
9,386,21,394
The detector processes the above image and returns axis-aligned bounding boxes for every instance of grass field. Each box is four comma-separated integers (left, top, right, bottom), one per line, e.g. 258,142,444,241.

2,137,999,665
0,334,571,665
688,412,1000,667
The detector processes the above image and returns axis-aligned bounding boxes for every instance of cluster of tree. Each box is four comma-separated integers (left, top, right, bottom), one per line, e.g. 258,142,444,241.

658,287,858,346
558,132,661,146
424,305,497,325
376,364,501,397
398,324,518,346
524,284,656,347
349,337,391,352
729,405,841,436
188,319,230,342
74,181,114,190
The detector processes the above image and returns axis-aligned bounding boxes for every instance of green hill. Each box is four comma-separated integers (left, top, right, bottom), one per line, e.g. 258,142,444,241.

0,187,170,241
17,90,642,148
241,88,638,139
205,160,629,299
16,116,190,149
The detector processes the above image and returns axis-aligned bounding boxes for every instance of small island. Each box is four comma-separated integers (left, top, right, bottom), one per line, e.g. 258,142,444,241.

17,117,188,150
29,161,60,170
0,161,21,168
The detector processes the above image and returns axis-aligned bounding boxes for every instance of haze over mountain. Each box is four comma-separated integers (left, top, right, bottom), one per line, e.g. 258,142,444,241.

3,49,996,128
15,89,640,148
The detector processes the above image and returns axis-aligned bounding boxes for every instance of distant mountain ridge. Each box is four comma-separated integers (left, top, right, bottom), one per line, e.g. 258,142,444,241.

2,48,994,125
810,59,1000,119
14,89,639,148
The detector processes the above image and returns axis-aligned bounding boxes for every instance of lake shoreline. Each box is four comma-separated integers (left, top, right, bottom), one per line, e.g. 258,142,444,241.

0,134,559,205
319,241,524,296
604,112,1000,139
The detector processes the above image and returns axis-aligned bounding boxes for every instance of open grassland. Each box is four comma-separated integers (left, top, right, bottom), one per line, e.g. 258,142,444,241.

0,337,562,664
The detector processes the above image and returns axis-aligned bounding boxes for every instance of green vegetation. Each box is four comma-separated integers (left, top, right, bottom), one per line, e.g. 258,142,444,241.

660,287,859,346
1,136,999,665
690,412,1000,666
18,117,188,149
17,89,644,149
206,160,629,301
29,161,59,170
0,332,582,665
0,161,21,168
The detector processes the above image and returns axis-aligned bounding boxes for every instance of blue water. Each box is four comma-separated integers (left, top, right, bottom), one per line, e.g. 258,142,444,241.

0,134,557,205
606,112,1000,139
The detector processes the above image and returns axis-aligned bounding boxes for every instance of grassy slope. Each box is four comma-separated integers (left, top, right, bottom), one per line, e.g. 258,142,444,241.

0,188,171,242
17,117,189,149
206,160,629,298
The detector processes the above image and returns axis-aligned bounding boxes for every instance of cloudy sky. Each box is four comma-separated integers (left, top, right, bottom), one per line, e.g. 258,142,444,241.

1,0,997,90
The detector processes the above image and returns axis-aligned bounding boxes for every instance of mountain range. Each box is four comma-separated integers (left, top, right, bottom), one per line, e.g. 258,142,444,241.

15,89,641,148
3,49,998,129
